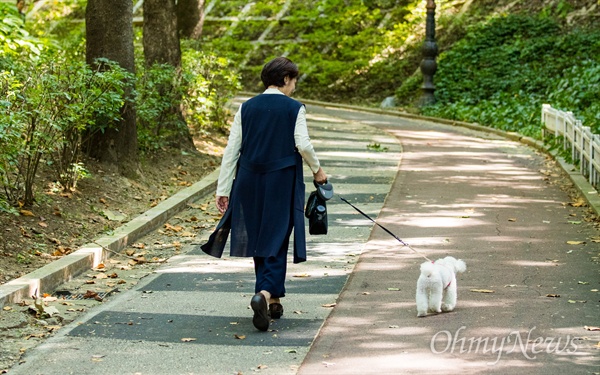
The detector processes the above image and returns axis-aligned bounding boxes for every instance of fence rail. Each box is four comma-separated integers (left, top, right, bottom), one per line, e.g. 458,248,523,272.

541,104,600,189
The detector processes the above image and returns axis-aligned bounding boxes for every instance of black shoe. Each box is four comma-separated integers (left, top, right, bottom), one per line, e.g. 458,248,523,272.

269,303,284,319
251,293,269,331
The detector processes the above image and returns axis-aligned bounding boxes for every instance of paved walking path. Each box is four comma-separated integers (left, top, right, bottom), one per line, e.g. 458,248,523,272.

6,103,599,374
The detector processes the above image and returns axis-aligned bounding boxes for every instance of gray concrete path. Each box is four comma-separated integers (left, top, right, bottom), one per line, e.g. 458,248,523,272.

6,104,599,375
299,107,599,374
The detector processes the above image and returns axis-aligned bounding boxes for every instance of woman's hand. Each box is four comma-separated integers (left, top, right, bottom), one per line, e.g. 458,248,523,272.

313,167,327,184
216,196,229,214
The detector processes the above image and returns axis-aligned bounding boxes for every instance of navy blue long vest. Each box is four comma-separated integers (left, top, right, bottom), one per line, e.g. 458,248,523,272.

201,94,307,263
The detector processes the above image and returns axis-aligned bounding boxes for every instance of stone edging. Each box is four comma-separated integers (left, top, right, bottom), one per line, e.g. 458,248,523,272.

0,169,219,307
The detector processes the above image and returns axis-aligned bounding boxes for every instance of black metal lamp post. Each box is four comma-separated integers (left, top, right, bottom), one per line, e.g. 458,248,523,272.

419,0,438,106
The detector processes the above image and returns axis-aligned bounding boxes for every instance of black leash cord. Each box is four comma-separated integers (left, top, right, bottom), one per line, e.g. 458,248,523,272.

338,196,408,246
338,195,432,262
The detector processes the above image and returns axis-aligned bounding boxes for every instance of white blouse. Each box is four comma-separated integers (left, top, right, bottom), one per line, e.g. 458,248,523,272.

216,88,321,197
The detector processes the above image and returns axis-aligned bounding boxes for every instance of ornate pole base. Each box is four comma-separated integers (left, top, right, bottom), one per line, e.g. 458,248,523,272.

419,0,438,107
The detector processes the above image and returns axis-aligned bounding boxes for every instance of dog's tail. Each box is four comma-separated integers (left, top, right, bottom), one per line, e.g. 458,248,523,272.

451,258,467,274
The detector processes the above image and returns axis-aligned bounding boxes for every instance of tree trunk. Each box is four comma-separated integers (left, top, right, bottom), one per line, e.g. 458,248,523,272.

143,0,195,151
143,0,181,67
84,0,138,178
176,0,205,39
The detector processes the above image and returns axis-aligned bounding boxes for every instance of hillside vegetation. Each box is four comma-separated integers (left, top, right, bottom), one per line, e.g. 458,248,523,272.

200,0,599,136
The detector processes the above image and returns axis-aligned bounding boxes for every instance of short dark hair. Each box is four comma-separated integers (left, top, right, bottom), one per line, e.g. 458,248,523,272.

260,57,299,89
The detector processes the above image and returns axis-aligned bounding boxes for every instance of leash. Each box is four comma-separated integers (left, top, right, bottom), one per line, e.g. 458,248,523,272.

338,195,433,263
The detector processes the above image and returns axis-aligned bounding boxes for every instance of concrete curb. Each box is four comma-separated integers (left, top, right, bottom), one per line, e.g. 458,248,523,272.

0,168,220,307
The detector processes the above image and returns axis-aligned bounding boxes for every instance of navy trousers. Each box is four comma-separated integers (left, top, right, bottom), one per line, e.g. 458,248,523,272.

253,222,293,298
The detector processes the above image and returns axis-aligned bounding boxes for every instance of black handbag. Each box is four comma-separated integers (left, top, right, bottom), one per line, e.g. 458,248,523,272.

305,180,333,235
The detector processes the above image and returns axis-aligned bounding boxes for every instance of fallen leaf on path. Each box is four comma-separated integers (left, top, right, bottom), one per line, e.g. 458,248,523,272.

20,210,35,216
570,199,586,207
508,218,517,222
567,240,586,245
470,289,494,293
164,223,183,232
234,334,246,340
46,325,61,332
578,281,589,285
25,333,46,339
83,290,103,301
546,294,560,298
321,303,336,308
181,338,196,342
293,273,310,278
584,326,600,331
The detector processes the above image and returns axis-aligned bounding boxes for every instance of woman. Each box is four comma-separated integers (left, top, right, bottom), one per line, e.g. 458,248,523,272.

201,57,327,331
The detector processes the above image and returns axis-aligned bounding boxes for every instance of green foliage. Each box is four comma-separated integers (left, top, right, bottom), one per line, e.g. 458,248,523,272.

201,0,426,103
0,54,129,207
23,0,87,55
547,59,600,130
0,3,44,58
135,63,188,151
422,14,600,136
181,48,242,133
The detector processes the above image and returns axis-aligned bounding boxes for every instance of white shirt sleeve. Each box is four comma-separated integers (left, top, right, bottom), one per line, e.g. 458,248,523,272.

216,91,321,197
294,106,321,174
216,105,242,197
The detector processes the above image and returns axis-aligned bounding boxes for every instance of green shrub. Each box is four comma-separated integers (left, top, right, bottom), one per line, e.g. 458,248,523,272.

181,49,241,133
135,63,188,151
423,14,600,136
0,3,43,58
0,55,129,207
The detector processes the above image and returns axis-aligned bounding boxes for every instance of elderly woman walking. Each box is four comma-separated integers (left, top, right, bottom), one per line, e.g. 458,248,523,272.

201,57,327,331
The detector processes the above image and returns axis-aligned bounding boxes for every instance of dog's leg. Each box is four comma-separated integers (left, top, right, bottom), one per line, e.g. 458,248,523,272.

441,277,457,312
416,279,429,317
429,282,443,313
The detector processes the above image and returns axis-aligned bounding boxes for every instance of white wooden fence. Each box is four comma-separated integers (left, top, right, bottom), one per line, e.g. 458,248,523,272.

541,104,600,189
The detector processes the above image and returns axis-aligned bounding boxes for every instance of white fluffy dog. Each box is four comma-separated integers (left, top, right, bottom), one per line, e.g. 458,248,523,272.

416,256,467,317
